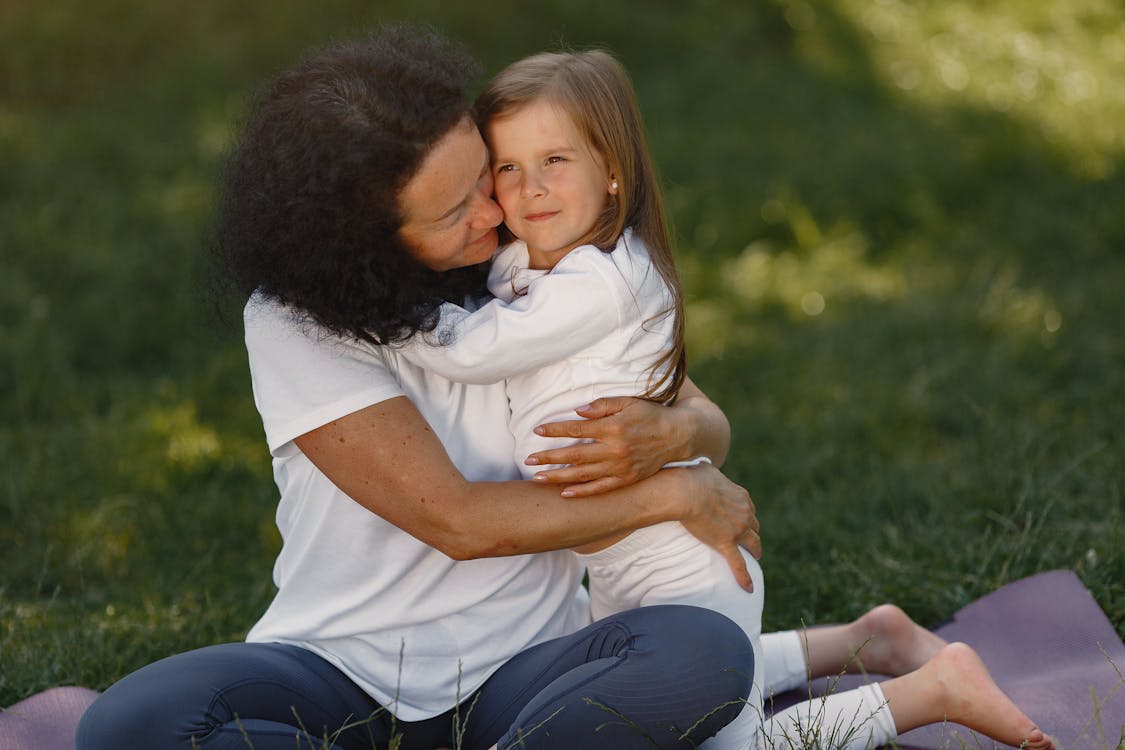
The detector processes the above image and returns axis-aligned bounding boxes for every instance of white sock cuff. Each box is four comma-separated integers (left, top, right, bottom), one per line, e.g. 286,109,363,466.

760,630,809,696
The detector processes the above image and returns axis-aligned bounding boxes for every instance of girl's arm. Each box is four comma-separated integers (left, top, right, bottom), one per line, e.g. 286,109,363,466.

525,377,732,497
394,250,624,384
294,394,760,588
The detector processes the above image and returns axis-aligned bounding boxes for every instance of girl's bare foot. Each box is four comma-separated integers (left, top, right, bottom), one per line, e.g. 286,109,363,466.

845,604,947,676
914,642,1054,750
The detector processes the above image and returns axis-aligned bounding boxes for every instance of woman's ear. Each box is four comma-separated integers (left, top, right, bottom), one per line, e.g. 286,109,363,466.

608,175,619,195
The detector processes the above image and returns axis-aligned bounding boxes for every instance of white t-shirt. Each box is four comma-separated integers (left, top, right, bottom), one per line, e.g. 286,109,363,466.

242,294,588,721
395,231,675,476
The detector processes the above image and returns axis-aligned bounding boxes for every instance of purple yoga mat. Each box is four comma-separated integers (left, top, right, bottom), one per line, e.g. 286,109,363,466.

4,571,1122,749
0,686,98,750
774,570,1124,749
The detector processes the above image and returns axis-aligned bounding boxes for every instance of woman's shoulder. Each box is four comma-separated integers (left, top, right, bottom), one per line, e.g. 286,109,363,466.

244,290,386,367
244,290,316,331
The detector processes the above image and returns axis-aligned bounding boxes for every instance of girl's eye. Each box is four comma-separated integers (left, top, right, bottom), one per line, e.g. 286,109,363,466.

495,164,517,174
545,155,565,165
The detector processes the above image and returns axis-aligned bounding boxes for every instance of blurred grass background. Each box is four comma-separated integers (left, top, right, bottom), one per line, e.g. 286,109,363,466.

1,0,1121,706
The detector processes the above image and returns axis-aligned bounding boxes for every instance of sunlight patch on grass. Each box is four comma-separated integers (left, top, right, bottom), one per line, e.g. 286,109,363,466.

67,495,138,573
91,599,193,637
139,171,213,223
144,401,222,470
721,231,906,318
977,265,1065,343
0,108,29,144
842,0,1125,177
194,96,244,160
684,300,739,362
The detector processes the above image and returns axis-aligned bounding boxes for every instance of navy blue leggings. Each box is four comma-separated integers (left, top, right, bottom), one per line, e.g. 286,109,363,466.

77,604,753,750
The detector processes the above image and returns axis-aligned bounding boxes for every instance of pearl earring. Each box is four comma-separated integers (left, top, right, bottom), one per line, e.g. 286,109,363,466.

611,180,619,190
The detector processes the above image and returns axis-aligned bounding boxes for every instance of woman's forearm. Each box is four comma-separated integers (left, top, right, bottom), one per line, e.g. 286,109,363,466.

295,395,757,585
295,396,685,559
670,376,731,466
450,473,687,559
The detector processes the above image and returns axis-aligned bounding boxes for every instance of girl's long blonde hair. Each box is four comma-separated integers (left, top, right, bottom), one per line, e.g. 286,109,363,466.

474,49,686,404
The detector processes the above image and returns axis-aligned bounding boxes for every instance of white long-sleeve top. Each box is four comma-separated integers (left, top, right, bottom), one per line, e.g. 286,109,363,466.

396,230,676,476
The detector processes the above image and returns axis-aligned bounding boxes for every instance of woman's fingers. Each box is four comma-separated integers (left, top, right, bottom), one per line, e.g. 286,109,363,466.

529,463,597,482
744,494,760,536
526,443,616,469
716,542,754,592
533,416,600,440
530,462,631,497
572,396,632,419
534,397,646,442
739,528,762,560
560,477,627,498
673,463,761,584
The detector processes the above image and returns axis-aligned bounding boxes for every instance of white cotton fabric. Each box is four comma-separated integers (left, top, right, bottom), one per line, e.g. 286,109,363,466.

395,231,767,748
578,522,766,750
758,631,897,750
394,230,678,475
762,682,895,750
241,293,588,721
760,630,811,696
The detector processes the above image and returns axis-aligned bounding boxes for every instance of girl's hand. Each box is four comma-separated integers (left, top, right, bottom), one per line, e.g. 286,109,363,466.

527,397,687,497
676,462,761,590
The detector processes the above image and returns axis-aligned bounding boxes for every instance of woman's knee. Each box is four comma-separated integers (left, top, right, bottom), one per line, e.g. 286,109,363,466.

76,671,208,750
75,643,267,749
506,605,754,747
628,604,755,696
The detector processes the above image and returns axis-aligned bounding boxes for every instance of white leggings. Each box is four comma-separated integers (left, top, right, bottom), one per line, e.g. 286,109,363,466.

579,523,897,750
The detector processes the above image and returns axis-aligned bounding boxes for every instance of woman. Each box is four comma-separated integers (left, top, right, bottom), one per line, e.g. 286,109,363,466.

77,24,759,750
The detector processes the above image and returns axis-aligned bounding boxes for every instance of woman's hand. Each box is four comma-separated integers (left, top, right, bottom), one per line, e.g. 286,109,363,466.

526,397,686,497
675,462,761,590
527,378,731,497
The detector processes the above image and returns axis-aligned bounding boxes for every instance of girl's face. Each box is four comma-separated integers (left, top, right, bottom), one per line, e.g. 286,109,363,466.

486,98,617,270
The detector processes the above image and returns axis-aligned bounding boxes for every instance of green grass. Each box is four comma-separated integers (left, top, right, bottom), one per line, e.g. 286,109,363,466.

1,0,1121,721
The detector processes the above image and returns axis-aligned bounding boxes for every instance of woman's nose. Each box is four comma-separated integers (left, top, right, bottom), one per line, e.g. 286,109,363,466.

473,192,504,229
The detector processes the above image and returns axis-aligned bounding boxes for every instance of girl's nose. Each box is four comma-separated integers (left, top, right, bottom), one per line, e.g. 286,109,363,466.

521,173,546,199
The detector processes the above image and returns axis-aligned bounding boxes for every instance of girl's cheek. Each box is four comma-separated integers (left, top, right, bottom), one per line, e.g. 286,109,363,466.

495,189,518,216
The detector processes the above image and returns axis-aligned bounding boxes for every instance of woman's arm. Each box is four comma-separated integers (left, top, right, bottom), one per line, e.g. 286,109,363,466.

525,376,732,497
294,394,759,587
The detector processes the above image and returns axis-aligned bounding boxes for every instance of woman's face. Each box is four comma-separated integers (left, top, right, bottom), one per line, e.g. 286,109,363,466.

398,119,504,272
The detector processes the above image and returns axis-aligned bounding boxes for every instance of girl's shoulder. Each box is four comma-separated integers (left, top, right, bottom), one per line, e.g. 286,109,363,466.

591,229,659,283
488,241,541,300
553,229,649,270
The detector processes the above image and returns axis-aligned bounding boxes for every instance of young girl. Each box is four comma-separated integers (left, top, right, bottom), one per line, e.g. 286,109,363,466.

397,50,1053,750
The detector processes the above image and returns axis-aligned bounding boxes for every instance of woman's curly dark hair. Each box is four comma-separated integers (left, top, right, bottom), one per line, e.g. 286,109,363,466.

213,24,487,345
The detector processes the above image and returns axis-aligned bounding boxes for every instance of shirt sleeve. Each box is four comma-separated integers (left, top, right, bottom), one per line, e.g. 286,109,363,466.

391,246,628,384
244,295,405,454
